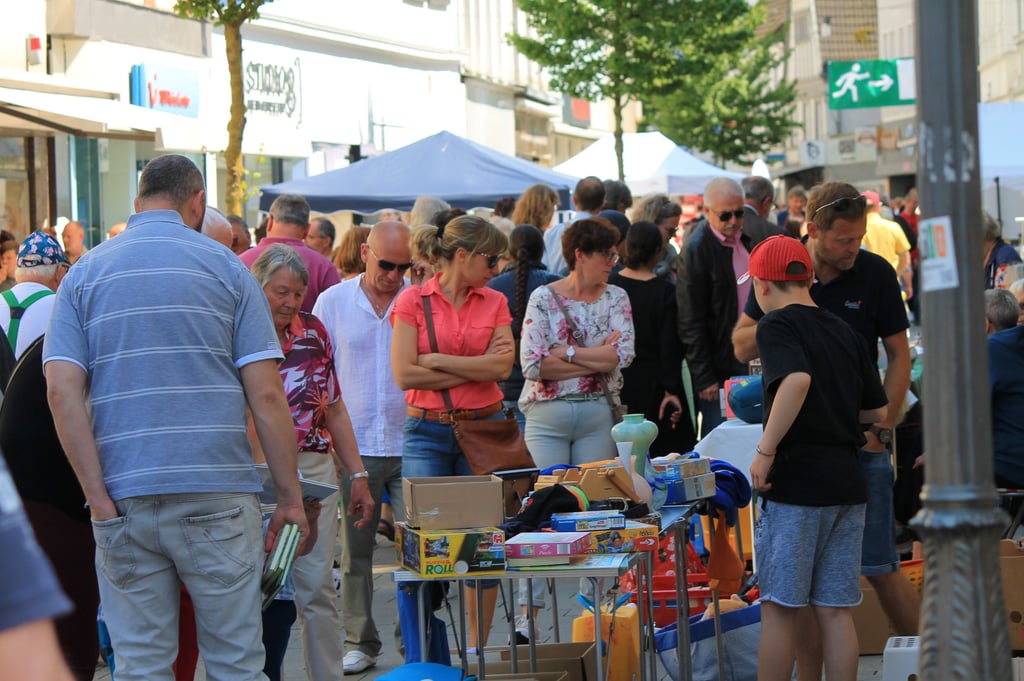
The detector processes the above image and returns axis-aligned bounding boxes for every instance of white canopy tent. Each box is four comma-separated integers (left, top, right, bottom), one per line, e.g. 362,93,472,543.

980,102,1024,236
553,131,743,196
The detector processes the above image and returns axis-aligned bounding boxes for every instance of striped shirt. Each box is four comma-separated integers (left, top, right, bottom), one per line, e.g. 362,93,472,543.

43,210,282,501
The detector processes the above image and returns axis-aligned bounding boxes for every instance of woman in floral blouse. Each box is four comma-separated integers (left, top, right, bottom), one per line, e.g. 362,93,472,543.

519,218,635,469
250,245,374,680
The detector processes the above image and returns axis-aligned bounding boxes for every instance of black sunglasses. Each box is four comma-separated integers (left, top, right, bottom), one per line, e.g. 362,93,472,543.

476,252,500,268
812,195,868,218
713,209,745,222
369,246,412,273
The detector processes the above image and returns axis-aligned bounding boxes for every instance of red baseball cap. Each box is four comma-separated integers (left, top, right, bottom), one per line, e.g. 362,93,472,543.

737,235,813,284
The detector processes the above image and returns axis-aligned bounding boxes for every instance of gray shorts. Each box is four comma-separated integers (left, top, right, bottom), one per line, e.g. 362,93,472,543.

754,500,866,608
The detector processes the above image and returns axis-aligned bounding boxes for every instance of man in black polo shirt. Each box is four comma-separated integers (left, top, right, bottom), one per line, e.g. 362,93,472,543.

732,181,918,669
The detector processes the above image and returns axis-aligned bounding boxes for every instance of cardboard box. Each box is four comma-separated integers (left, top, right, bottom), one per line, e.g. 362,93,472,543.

1001,539,1024,650
506,532,591,558
496,642,597,681
659,456,712,479
587,520,658,553
666,472,717,504
403,475,504,530
486,673,568,681
851,578,892,655
396,523,505,578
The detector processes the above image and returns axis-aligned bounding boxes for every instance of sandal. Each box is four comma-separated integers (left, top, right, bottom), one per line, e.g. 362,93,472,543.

377,519,395,542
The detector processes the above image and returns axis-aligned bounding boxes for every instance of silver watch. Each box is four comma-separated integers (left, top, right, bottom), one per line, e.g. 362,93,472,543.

566,345,576,363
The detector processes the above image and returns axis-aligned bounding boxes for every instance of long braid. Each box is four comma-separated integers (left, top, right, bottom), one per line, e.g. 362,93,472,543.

512,245,530,336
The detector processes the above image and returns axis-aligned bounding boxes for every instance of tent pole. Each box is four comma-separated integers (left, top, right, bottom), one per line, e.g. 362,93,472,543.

995,176,1002,226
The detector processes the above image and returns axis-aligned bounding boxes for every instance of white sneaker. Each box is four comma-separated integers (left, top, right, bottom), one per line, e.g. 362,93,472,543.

514,614,540,642
342,650,377,674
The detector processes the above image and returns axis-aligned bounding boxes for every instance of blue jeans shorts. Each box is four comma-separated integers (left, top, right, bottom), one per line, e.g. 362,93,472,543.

858,448,899,576
754,499,865,608
402,411,501,589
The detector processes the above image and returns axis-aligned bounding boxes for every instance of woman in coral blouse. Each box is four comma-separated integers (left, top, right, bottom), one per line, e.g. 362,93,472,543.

391,214,513,654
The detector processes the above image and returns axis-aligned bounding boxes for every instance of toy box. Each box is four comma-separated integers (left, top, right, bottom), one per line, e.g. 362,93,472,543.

665,472,717,504
396,523,506,578
550,510,626,532
506,531,591,558
659,456,712,479
587,520,658,554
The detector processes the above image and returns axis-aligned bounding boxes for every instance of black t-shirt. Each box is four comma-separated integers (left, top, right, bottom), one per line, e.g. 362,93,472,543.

744,246,909,361
756,304,888,506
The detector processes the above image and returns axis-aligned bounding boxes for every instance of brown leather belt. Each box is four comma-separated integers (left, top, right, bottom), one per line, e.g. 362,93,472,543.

407,401,504,424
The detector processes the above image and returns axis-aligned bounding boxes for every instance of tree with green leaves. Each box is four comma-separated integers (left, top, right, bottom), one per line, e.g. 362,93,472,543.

175,0,269,215
644,4,799,167
509,0,751,181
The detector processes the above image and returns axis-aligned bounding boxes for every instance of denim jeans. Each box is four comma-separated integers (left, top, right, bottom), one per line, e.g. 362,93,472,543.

340,455,405,657
858,448,899,576
92,492,265,681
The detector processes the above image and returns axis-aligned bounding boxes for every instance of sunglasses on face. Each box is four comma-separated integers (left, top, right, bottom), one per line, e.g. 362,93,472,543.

369,246,412,273
476,252,500,268
812,195,868,218
713,209,745,222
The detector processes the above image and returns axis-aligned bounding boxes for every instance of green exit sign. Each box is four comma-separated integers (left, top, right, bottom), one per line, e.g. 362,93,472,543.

828,59,917,110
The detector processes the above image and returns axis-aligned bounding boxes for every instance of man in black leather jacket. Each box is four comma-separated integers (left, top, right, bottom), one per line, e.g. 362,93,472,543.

676,177,751,438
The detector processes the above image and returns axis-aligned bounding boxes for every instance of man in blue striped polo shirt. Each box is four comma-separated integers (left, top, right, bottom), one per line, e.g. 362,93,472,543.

44,154,308,681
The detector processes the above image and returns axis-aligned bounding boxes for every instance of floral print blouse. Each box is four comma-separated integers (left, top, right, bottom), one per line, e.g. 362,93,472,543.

518,284,635,408
279,312,341,453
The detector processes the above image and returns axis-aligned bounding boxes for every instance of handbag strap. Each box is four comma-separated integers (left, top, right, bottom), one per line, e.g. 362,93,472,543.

421,293,456,414
545,286,619,413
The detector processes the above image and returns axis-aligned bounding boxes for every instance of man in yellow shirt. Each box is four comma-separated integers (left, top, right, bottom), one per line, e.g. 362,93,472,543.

862,191,912,297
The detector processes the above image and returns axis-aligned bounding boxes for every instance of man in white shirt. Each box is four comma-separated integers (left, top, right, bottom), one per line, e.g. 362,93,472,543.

1,232,68,360
312,220,410,675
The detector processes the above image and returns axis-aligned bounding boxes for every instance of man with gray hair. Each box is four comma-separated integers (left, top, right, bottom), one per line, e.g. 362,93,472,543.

986,288,1019,335
305,216,336,258
740,175,785,246
240,194,340,312
227,214,251,255
43,154,307,681
676,176,751,437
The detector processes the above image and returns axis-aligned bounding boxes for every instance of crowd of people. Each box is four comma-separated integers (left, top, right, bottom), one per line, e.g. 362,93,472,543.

1,151,1022,681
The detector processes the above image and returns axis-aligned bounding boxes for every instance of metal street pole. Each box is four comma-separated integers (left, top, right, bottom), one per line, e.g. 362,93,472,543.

911,1,1012,678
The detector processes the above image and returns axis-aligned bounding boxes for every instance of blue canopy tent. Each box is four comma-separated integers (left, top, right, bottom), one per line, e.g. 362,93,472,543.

258,131,577,213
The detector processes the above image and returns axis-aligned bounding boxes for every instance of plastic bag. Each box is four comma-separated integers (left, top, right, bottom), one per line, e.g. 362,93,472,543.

654,602,761,681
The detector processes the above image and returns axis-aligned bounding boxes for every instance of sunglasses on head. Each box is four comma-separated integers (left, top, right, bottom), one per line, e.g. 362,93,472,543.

368,246,412,273
713,209,745,222
812,195,868,218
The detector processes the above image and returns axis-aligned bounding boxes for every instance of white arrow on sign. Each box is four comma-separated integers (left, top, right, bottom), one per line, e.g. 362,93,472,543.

868,73,894,91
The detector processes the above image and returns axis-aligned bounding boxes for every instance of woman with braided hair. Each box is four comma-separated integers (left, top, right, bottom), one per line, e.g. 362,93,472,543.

487,224,562,429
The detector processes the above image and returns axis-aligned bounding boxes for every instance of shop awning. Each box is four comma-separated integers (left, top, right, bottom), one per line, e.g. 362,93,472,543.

0,86,168,140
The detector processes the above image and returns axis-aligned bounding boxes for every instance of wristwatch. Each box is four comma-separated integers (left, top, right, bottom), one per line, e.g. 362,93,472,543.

351,471,369,481
869,425,893,446
566,345,576,363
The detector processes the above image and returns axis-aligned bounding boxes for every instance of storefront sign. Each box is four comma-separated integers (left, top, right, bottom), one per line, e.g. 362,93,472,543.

130,64,200,118
244,58,302,122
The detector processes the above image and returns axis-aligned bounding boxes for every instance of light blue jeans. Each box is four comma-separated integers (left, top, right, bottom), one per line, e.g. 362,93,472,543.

92,492,265,681
522,399,617,470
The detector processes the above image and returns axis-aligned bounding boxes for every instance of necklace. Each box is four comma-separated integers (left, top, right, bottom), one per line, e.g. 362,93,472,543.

360,278,393,319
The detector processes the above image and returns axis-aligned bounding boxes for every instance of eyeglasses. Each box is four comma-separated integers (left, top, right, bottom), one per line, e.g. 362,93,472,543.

475,252,500,269
595,250,619,265
712,210,745,222
812,195,868,218
368,246,413,273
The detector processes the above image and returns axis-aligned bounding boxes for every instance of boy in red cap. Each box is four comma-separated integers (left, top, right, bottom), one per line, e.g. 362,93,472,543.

743,235,888,681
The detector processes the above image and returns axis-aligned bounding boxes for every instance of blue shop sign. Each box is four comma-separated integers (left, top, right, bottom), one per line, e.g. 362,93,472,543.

130,64,200,118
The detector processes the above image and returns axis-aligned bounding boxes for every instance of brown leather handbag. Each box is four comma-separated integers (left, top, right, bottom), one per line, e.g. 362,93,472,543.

422,294,535,475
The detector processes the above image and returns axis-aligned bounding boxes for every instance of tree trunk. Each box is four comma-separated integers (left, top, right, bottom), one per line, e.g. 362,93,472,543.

614,94,625,182
224,21,246,216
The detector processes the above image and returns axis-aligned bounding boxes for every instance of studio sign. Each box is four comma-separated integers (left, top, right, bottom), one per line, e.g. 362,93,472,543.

245,58,302,120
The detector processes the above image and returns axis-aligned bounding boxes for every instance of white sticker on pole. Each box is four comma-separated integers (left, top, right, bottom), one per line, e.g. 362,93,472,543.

919,215,959,292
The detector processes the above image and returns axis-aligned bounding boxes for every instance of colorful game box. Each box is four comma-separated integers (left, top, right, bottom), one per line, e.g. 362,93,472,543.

505,531,591,558
587,520,658,554
396,523,506,578
549,510,627,532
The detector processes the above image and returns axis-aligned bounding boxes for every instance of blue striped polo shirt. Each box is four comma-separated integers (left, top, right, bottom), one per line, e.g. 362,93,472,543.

43,210,283,501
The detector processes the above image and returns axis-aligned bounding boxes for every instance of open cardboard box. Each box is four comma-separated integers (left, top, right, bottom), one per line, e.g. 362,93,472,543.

494,642,597,681
403,475,504,530
486,673,569,681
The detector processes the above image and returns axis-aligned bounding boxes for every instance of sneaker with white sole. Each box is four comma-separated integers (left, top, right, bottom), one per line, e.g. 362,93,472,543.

514,614,540,643
342,650,377,674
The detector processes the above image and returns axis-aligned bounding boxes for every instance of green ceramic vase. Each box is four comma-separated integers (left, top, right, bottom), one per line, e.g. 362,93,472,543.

610,413,659,476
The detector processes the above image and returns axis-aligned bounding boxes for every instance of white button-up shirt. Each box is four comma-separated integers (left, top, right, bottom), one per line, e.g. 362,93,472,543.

312,275,407,458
